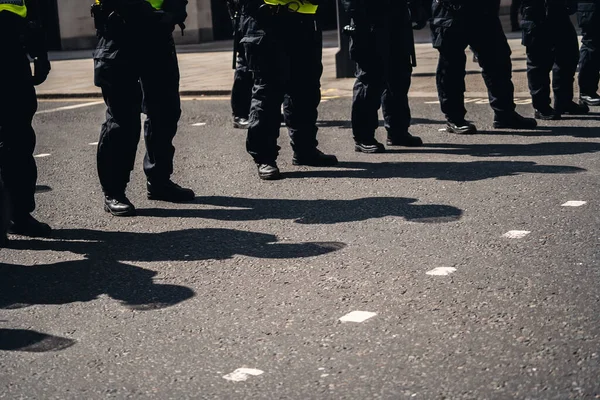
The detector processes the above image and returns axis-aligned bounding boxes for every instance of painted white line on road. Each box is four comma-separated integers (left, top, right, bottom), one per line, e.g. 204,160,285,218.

424,100,440,104
192,122,206,126
562,200,587,207
223,368,264,382
339,311,377,323
426,267,457,276
37,101,104,115
503,230,531,239
34,153,51,158
89,142,99,146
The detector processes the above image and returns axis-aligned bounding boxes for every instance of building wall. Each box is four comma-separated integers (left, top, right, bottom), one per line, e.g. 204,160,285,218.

56,0,214,50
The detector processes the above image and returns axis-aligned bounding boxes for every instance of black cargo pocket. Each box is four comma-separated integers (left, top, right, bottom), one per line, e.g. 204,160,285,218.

520,20,540,47
577,3,597,31
240,34,266,73
430,17,454,49
92,41,123,89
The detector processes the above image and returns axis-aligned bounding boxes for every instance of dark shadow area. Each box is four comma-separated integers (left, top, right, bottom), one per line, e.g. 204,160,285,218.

1,228,344,310
35,185,52,193
316,118,445,129
138,197,463,224
280,161,584,182
0,329,75,352
383,142,600,158
476,126,600,138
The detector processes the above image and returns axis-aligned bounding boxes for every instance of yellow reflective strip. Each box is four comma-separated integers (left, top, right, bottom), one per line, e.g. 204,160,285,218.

147,0,164,10
263,0,318,14
0,3,27,18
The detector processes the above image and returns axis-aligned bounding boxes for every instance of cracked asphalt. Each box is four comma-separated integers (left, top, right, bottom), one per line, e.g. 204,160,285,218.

1,96,599,399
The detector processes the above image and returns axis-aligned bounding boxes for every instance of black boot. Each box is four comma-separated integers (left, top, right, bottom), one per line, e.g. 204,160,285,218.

147,180,195,203
104,194,136,217
233,117,250,129
493,111,538,129
534,106,560,120
354,138,385,153
292,149,338,167
386,133,423,147
579,93,600,107
445,120,477,135
8,214,52,237
556,101,590,116
257,162,282,180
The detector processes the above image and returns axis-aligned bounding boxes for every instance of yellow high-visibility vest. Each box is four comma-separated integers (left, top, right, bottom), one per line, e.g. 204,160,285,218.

263,0,318,14
0,0,27,18
94,0,164,11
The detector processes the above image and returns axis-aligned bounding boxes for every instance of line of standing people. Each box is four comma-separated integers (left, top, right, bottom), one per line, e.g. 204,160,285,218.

1,0,600,245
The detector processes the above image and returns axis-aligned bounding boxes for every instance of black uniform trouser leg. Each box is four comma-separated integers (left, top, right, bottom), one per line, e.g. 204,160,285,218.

470,17,516,117
140,37,181,183
436,44,468,123
382,59,412,137
525,39,554,111
351,66,384,142
0,46,38,218
552,19,579,109
579,29,600,95
231,51,253,119
246,78,284,163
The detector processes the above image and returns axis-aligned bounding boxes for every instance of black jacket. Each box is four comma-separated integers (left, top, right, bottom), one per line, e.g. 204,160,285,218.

341,0,430,26
521,0,577,20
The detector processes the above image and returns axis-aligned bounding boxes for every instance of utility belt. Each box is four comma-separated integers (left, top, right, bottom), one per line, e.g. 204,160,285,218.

242,1,316,18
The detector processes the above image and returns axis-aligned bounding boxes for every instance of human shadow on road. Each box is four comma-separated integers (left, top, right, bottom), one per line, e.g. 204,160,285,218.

384,141,600,157
0,328,75,352
1,228,343,310
476,126,600,138
316,117,445,129
281,161,584,182
138,196,463,224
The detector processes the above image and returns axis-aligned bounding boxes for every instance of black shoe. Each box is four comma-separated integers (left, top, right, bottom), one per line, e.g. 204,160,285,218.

104,195,136,217
8,214,52,237
0,234,7,248
445,120,477,134
579,93,600,107
233,117,250,129
147,180,195,203
534,107,560,120
386,133,423,147
556,101,590,116
493,112,538,129
292,149,338,167
257,163,282,180
354,139,385,153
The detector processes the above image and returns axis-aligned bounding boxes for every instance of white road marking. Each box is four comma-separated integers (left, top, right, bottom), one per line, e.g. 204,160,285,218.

503,230,531,239
426,267,457,276
37,101,104,114
223,368,264,382
192,122,206,126
339,311,377,323
34,153,51,158
89,142,99,146
424,100,440,104
321,374,330,378
562,201,587,207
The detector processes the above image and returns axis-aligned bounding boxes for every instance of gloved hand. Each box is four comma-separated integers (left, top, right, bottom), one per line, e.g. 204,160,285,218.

156,10,187,30
32,56,51,86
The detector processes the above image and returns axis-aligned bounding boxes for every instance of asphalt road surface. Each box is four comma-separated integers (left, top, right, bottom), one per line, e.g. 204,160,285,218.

1,96,599,399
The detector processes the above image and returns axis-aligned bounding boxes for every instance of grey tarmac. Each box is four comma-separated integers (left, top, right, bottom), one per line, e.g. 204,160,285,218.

1,97,599,399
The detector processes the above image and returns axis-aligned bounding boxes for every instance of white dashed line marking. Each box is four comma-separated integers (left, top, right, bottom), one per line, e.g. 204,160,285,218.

192,122,206,126
562,201,587,207
34,153,51,158
426,267,457,276
503,230,531,239
339,311,377,323
89,142,99,145
222,368,264,382
37,101,104,114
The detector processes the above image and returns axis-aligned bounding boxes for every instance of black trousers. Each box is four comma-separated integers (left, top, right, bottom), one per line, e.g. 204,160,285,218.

431,5,516,123
350,25,413,142
94,31,181,196
511,0,522,30
578,2,600,96
522,14,579,110
0,37,38,218
231,25,253,119
241,11,323,164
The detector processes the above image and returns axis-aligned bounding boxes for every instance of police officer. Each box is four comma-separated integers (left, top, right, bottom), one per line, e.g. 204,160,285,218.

430,0,537,134
0,175,8,247
578,0,600,106
0,0,52,238
239,0,337,180
521,0,589,119
343,0,429,153
92,0,195,216
228,0,253,129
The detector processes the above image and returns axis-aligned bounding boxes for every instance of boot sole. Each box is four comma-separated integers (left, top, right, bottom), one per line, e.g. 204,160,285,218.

259,172,282,180
446,128,477,135
534,113,560,121
104,204,136,217
579,99,600,107
233,123,249,129
354,145,385,154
